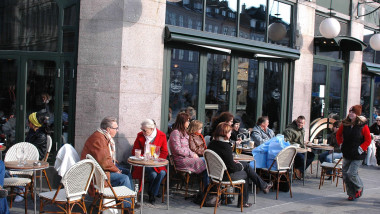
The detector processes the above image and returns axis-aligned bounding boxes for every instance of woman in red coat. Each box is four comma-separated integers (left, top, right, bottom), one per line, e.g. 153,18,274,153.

132,119,168,204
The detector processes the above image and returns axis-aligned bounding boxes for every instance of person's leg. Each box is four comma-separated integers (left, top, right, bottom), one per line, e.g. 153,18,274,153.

294,153,305,172
342,158,355,198
229,170,249,205
318,151,329,163
325,153,342,163
241,162,268,190
305,151,315,170
116,164,134,189
110,172,133,207
151,170,166,196
345,160,364,197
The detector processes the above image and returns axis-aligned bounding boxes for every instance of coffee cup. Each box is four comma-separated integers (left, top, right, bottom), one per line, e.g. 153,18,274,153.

249,141,255,148
294,144,300,148
323,139,327,145
313,139,318,144
135,149,141,158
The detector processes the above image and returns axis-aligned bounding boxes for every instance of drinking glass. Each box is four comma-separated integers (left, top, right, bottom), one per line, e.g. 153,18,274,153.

154,146,161,160
135,149,141,158
16,147,25,166
150,145,156,160
236,145,242,157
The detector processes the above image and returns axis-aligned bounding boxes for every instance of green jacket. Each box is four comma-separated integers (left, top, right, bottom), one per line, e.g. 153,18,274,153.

283,120,305,148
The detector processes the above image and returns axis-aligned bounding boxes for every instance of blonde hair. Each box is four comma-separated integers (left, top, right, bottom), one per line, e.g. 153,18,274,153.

188,120,203,134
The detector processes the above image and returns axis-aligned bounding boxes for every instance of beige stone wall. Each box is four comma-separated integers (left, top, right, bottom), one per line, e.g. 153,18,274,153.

293,1,316,138
76,0,166,161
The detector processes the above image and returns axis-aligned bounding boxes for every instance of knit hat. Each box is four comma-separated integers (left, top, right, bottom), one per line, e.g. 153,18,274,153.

349,105,362,116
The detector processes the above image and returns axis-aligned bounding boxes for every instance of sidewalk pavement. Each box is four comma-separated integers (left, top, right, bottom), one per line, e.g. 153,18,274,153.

8,163,380,214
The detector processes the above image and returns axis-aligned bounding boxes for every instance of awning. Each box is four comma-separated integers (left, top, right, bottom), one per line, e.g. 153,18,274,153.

165,26,300,60
363,61,380,75
314,36,367,51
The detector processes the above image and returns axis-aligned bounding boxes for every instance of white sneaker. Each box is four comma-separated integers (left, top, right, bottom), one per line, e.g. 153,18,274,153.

14,195,24,202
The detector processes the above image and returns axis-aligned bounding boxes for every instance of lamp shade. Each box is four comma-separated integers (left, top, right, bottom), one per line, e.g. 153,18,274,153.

319,17,340,39
268,22,287,41
369,34,380,51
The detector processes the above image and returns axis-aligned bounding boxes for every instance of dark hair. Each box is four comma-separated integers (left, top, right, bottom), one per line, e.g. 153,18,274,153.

297,115,305,120
256,116,268,126
333,120,342,128
232,118,240,126
211,112,234,134
36,111,51,134
172,112,190,135
213,122,232,140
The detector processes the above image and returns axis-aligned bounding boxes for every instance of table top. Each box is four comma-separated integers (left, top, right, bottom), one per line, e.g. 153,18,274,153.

5,160,49,170
306,144,334,150
128,157,169,167
234,153,254,162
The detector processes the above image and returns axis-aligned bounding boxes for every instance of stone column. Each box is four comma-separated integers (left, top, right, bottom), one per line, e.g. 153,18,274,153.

75,0,166,160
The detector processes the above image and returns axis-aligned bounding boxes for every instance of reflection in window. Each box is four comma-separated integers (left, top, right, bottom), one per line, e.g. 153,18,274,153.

310,63,327,122
262,61,283,133
0,59,17,145
239,0,267,41
363,28,377,63
236,58,258,129
374,76,380,119
205,0,237,37
361,74,371,120
205,54,231,134
168,49,200,128
328,66,342,117
268,0,292,46
165,0,202,31
0,0,59,51
64,5,77,26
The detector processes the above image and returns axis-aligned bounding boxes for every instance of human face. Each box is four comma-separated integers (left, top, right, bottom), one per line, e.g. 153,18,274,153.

197,126,203,134
348,111,357,120
296,119,305,129
184,119,190,129
376,119,380,125
226,130,232,140
107,122,119,138
262,119,269,129
141,127,154,136
227,119,233,126
233,123,240,131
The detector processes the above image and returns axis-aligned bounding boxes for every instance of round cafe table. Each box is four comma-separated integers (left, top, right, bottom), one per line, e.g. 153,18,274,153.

306,143,334,178
5,160,49,214
128,157,169,214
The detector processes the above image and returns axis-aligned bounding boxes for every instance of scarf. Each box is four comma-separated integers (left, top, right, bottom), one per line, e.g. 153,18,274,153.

217,137,230,143
195,132,207,149
97,128,116,163
144,128,157,145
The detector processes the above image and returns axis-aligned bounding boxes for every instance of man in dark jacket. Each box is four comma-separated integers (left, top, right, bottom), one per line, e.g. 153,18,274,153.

283,115,315,179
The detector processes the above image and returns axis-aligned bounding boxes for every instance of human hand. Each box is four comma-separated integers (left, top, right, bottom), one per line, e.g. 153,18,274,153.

193,153,199,158
358,146,364,155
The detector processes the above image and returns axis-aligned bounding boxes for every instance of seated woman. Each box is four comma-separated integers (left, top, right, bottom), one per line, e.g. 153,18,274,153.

169,113,208,190
26,111,50,160
0,160,9,214
188,120,207,157
207,122,273,208
251,116,275,147
132,119,168,204
230,118,240,141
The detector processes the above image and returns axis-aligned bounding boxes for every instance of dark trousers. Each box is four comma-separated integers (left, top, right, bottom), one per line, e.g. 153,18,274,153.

228,162,267,204
294,152,315,172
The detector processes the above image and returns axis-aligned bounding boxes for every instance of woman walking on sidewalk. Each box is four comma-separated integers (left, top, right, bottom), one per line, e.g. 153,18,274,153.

336,105,371,201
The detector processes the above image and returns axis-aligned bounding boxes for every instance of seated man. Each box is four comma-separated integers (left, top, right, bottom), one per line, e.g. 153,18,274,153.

283,115,315,179
81,116,133,193
251,116,275,147
1,160,10,214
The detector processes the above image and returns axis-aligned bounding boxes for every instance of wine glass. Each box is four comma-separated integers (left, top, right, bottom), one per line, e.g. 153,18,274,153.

154,146,161,160
16,147,25,166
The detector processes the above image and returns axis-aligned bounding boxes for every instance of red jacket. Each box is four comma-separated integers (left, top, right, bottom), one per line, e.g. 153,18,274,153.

131,129,168,180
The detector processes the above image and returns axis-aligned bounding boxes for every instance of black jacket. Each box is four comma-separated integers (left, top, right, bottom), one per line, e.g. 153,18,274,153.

26,128,47,160
370,123,380,135
207,139,243,173
341,124,366,160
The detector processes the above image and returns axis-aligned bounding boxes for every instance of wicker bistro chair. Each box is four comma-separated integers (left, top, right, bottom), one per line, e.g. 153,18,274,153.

319,157,344,190
4,142,39,213
201,149,245,214
36,135,53,191
261,146,297,200
39,159,95,214
86,154,137,214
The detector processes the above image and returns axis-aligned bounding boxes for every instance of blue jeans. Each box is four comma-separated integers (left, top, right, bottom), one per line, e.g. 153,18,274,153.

319,152,343,164
110,165,133,208
342,158,363,197
0,160,10,214
146,167,166,196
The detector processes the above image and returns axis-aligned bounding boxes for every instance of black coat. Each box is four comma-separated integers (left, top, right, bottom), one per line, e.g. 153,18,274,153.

370,123,380,135
341,124,366,160
207,140,243,173
25,128,47,160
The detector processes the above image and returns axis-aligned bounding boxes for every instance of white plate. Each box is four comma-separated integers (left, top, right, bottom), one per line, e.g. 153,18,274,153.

129,156,144,160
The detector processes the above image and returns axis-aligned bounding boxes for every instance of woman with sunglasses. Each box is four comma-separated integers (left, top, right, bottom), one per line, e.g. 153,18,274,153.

132,119,168,204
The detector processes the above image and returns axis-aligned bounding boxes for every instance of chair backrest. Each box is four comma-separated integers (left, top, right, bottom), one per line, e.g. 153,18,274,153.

333,157,343,168
309,118,336,141
203,149,226,182
86,154,108,193
273,146,297,171
5,142,39,176
43,135,52,162
61,159,95,199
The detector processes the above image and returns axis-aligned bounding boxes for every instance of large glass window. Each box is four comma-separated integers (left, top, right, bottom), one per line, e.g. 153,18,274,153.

361,74,372,119
311,63,327,122
205,54,231,132
165,0,203,30
0,0,59,51
268,0,292,46
235,58,258,129
262,61,283,133
205,0,237,36
168,48,200,126
328,66,343,117
239,0,267,41
0,59,17,146
374,76,380,119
